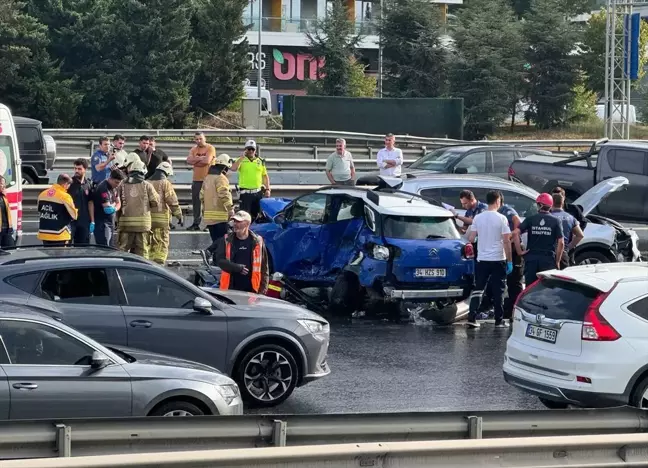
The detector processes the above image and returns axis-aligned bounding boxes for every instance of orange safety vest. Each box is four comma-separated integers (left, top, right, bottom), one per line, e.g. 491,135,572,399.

220,235,263,293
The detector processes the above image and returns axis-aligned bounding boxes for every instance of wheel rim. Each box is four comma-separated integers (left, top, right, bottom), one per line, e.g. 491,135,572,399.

243,350,293,402
22,178,30,185
578,258,603,265
163,410,194,417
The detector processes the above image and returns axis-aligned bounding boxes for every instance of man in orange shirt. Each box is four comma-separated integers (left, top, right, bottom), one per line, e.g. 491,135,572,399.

186,132,216,231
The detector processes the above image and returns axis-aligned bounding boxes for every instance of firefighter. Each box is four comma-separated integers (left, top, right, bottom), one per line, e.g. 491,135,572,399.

214,210,269,294
37,174,78,247
116,159,159,258
202,153,235,255
148,161,183,264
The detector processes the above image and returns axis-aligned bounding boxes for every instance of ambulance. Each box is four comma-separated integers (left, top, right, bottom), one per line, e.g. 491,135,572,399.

0,104,23,244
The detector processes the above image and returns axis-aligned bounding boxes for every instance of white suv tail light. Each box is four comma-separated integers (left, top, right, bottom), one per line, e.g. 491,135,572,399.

581,285,620,342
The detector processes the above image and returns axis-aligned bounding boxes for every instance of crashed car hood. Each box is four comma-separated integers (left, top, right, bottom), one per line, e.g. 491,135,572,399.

573,176,629,216
259,197,292,218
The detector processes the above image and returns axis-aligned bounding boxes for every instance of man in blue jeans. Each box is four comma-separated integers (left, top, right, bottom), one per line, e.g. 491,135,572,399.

91,169,125,246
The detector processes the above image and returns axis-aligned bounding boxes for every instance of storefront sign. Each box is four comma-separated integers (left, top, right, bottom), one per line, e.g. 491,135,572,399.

272,48,324,82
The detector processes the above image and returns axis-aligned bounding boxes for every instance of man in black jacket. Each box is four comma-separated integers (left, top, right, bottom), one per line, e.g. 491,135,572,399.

552,186,587,230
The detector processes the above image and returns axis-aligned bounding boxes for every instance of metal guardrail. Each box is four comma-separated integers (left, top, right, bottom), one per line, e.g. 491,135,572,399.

0,408,644,459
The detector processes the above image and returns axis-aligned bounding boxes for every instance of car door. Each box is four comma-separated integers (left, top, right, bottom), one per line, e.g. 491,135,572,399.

0,318,131,419
27,268,128,346
490,149,517,179
114,267,229,372
270,193,328,278
597,147,648,220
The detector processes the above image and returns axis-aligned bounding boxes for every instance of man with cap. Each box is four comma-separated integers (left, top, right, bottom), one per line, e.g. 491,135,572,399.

230,140,270,222
186,132,216,231
148,161,183,264
513,193,565,286
202,154,235,254
214,210,269,295
550,192,584,269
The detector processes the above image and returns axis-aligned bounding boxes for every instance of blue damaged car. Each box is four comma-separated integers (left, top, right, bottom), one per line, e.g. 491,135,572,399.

252,184,475,323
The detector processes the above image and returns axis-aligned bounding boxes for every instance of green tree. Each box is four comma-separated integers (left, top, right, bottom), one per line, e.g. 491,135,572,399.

379,0,448,97
450,0,526,138
511,0,598,17
566,79,598,123
524,0,580,128
190,0,250,115
348,58,377,97
306,0,361,96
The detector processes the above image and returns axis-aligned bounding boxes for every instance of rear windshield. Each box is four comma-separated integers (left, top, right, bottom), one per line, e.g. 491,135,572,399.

382,215,460,240
409,148,465,170
517,279,599,321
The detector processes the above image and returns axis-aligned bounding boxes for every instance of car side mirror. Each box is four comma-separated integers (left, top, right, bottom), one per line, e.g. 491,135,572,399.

274,213,286,226
193,297,212,314
454,167,468,174
90,351,110,370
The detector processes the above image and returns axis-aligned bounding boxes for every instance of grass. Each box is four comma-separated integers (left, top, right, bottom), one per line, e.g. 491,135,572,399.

494,121,648,140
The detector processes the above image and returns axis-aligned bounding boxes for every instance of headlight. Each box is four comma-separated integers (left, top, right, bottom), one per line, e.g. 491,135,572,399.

214,384,240,405
299,320,330,339
372,245,390,261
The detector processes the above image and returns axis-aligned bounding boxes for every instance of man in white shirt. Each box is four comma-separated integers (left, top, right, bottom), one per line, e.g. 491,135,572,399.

376,133,403,177
466,190,513,329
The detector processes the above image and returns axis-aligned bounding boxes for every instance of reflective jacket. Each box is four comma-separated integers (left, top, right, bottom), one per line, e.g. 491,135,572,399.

37,184,78,241
216,232,269,294
0,192,12,231
201,172,233,225
148,172,181,229
117,174,159,232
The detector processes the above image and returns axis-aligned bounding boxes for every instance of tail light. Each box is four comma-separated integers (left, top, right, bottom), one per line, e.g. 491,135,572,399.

582,287,620,342
462,243,474,259
508,167,516,179
513,278,541,309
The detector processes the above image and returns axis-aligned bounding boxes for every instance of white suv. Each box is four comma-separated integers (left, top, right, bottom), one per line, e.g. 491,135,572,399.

503,263,648,409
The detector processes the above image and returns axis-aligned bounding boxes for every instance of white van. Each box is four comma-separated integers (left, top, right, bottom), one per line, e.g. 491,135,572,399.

244,85,272,115
0,103,23,243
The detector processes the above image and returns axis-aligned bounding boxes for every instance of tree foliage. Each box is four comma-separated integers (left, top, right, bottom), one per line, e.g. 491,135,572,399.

523,0,580,128
306,0,362,96
379,0,448,97
511,0,599,17
450,0,525,138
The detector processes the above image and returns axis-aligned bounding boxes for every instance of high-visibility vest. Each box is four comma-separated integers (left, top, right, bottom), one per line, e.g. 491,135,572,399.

220,235,263,293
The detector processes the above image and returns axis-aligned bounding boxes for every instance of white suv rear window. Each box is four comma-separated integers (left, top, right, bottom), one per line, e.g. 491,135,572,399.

517,279,599,321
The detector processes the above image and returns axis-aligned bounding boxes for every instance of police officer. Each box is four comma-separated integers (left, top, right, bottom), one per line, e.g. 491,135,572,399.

202,154,235,254
230,140,270,221
91,137,116,184
498,193,524,324
148,161,183,264
551,192,584,269
513,193,564,286
37,174,78,247
454,190,487,234
68,158,94,245
116,159,159,258
91,169,125,246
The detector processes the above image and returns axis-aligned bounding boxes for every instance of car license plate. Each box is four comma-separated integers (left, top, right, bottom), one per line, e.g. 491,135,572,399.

526,324,557,343
414,268,446,278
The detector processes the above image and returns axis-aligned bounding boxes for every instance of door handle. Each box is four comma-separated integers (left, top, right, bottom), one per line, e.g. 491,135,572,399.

129,320,152,328
12,383,38,390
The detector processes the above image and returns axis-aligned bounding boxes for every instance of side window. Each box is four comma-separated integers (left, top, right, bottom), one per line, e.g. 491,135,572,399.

491,150,516,173
439,187,488,207
607,149,648,175
455,152,487,174
288,194,328,224
628,296,648,320
333,196,363,222
5,273,42,295
500,190,538,217
0,320,95,366
39,269,113,305
15,126,41,152
420,188,442,202
117,269,196,309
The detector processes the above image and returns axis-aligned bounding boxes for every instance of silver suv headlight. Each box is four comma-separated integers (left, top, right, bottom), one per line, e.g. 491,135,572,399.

373,245,390,261
299,320,330,341
214,384,240,405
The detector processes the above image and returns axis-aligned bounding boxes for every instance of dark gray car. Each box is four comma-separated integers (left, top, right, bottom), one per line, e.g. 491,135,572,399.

0,303,243,418
0,246,331,407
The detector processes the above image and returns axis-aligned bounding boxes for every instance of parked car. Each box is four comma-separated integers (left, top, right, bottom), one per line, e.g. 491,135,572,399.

508,139,648,221
0,246,330,407
386,174,641,266
0,302,243,418
356,145,553,184
503,262,648,409
251,186,476,323
13,116,54,184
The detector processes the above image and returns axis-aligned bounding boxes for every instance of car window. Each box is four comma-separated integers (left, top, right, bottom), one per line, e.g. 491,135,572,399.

15,126,41,152
5,273,41,295
607,149,648,175
500,190,538,217
517,279,599,321
491,150,516,173
333,196,364,222
117,269,196,309
39,269,113,305
455,152,487,173
0,320,95,366
440,187,488,208
409,148,465,170
382,215,461,240
288,193,328,224
628,296,648,320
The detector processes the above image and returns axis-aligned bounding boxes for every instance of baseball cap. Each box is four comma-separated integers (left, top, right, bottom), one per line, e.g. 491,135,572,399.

232,210,252,222
244,139,257,150
536,193,553,207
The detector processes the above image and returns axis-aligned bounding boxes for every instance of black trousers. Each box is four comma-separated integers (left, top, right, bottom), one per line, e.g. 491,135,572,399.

524,256,556,287
0,229,15,248
191,181,203,226
206,222,228,254
239,191,263,221
94,221,114,247
469,260,507,322
71,221,91,245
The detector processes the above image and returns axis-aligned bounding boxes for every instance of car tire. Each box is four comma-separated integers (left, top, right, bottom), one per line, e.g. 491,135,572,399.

149,400,205,417
630,376,648,408
235,343,299,407
329,274,358,317
574,251,612,265
22,173,36,185
538,397,569,409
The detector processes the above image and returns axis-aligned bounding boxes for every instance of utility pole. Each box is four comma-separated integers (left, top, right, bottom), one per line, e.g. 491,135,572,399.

258,0,263,120
378,0,383,97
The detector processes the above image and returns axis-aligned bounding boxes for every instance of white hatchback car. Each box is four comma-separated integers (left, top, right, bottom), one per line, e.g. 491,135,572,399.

503,262,648,409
